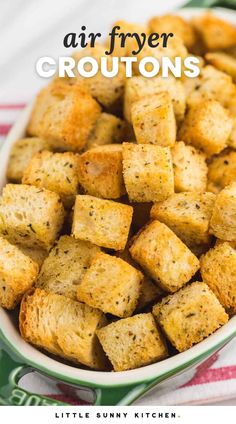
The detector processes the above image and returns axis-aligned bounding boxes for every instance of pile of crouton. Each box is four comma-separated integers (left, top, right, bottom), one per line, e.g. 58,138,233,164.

1,12,236,372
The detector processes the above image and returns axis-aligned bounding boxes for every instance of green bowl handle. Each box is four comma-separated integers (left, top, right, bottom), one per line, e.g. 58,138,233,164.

0,337,148,406
94,383,149,406
0,340,67,406
184,0,236,9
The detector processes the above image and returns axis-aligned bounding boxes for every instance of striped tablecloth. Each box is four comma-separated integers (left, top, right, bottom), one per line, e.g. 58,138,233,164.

1,102,236,405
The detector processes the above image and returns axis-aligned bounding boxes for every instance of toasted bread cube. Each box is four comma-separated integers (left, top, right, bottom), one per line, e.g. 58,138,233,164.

124,75,186,123
179,100,232,156
210,182,236,241
36,235,100,300
18,246,48,268
97,313,168,371
7,137,50,183
207,150,236,193
151,192,215,249
130,220,199,293
206,52,236,82
79,144,126,199
229,118,236,150
0,184,65,250
148,14,196,49
123,143,174,203
22,151,80,208
72,195,133,250
171,141,207,192
227,91,236,115
72,45,125,108
116,248,162,311
187,66,235,108
87,113,129,148
192,13,236,51
77,252,143,317
0,237,39,310
201,242,236,313
153,281,228,352
19,288,108,370
131,93,176,147
27,81,101,152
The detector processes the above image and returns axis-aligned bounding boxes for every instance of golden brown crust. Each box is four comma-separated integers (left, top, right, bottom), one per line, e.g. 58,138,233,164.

210,182,236,241
201,242,236,314
97,313,168,371
131,92,176,147
79,144,126,199
22,150,80,207
0,237,39,309
77,251,143,317
72,195,133,250
27,80,101,151
150,192,216,248
19,288,108,370
130,220,199,293
178,99,232,156
153,282,228,351
0,184,65,250
123,143,174,203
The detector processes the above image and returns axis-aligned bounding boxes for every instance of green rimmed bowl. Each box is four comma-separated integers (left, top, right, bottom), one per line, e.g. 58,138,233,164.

1,5,236,407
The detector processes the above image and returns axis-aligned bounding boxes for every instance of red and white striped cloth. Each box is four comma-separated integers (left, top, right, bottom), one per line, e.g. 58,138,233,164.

1,102,236,406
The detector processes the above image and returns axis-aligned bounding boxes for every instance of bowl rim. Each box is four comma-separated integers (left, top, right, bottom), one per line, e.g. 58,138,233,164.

1,6,236,389
1,309,236,387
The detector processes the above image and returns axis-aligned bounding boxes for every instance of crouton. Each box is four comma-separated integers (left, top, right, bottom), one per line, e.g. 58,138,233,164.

153,281,228,352
171,141,208,192
27,81,101,152
229,118,236,150
207,150,236,193
0,184,65,250
72,45,125,108
116,248,162,311
192,13,236,51
151,192,216,249
130,220,199,293
148,14,196,49
187,65,235,108
22,151,80,208
19,288,108,370
205,52,236,82
79,144,126,199
131,93,176,147
77,251,143,317
7,137,50,183
122,143,174,202
72,195,133,250
18,246,48,268
36,235,100,300
201,242,236,314
210,182,236,241
97,313,168,371
0,237,39,310
227,90,236,114
87,113,129,148
124,75,186,123
178,100,232,156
